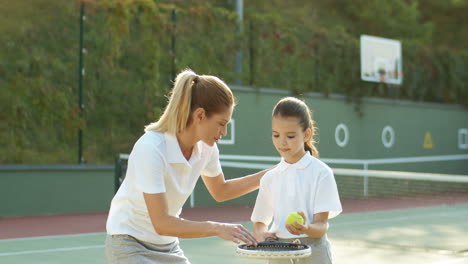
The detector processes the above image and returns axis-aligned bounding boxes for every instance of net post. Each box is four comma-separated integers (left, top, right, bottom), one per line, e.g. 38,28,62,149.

114,154,122,193
190,193,195,208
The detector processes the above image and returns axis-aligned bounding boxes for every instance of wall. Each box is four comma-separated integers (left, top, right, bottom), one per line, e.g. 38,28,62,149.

2,87,467,216
0,165,114,217
192,87,468,207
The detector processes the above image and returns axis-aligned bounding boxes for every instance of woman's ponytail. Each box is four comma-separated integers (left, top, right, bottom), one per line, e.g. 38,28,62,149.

145,69,235,134
145,69,198,133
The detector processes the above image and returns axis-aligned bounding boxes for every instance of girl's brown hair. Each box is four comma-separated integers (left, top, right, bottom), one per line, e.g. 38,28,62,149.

145,69,236,134
272,97,319,157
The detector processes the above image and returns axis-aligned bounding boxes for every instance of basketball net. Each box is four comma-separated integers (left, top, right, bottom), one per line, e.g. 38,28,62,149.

379,73,386,83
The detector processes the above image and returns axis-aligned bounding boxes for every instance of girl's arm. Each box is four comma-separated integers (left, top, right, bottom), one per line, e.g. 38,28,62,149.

201,169,270,202
253,222,277,242
286,212,329,238
143,192,257,245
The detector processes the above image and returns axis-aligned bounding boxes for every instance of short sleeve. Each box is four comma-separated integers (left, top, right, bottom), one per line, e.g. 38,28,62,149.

130,142,166,194
201,144,222,177
314,169,342,219
251,177,274,225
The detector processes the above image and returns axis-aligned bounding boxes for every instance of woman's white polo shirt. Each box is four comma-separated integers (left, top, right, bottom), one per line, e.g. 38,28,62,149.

106,131,222,244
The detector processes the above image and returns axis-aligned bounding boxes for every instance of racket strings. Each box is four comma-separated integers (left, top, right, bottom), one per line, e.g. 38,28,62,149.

242,243,307,251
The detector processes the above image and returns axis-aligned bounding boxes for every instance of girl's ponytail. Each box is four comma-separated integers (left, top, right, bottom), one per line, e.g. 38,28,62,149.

305,140,319,158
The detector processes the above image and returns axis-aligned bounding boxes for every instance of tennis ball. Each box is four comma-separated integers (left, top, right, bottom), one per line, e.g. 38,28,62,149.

286,212,304,229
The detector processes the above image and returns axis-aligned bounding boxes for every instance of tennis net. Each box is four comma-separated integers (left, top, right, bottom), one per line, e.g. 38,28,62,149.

114,153,468,208
332,168,468,212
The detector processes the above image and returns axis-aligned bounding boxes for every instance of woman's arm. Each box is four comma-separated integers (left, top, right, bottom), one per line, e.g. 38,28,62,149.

285,212,329,238
143,192,257,245
201,169,270,202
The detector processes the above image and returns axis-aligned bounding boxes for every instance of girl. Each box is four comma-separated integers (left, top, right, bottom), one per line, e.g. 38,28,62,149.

106,69,270,264
251,97,342,264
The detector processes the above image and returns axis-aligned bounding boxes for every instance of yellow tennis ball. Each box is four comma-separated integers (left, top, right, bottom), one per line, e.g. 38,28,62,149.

286,212,304,229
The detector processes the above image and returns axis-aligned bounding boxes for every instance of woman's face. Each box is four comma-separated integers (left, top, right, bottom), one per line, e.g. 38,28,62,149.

198,106,233,146
272,116,310,164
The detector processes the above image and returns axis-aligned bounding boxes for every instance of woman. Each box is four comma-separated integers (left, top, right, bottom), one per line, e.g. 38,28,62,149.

106,69,269,264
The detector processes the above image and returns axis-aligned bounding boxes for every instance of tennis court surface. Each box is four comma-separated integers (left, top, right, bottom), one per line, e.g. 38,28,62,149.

1,201,467,264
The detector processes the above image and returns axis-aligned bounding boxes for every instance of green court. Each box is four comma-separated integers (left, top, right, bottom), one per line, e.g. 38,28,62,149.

2,204,467,264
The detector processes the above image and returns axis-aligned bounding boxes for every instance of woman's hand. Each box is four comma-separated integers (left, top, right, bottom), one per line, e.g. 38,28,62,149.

214,222,258,246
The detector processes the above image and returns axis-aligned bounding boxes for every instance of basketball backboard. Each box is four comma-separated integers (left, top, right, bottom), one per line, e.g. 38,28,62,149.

360,35,402,85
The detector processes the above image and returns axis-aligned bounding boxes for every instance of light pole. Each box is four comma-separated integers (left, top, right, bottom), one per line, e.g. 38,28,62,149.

78,2,85,164
234,0,243,85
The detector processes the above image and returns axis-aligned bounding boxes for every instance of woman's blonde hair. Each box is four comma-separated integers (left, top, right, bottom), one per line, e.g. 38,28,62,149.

145,69,235,134
272,97,319,157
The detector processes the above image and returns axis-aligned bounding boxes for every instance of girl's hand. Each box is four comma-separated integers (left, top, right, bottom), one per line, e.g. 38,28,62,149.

257,231,278,242
253,222,276,242
215,223,258,246
285,211,308,235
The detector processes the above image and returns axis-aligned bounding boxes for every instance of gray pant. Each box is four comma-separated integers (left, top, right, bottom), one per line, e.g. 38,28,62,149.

106,234,190,264
268,236,333,264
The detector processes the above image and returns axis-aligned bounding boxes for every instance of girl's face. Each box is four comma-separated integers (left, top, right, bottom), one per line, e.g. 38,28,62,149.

272,116,311,164
198,106,233,146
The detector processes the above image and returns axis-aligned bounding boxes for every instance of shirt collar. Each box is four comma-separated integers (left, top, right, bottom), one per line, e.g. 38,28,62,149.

277,152,313,172
164,133,201,164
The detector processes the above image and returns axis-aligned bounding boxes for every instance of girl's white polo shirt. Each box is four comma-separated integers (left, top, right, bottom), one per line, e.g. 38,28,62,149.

106,131,222,244
251,152,342,239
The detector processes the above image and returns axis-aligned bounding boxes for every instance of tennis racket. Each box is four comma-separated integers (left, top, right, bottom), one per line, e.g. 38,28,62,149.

236,238,311,260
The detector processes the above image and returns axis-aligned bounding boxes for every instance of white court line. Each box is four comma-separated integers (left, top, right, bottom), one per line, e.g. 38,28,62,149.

332,210,468,227
432,257,468,264
0,232,105,242
0,237,218,257
0,245,104,257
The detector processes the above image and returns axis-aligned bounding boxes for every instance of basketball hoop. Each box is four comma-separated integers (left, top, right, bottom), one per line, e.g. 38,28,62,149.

360,35,402,85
